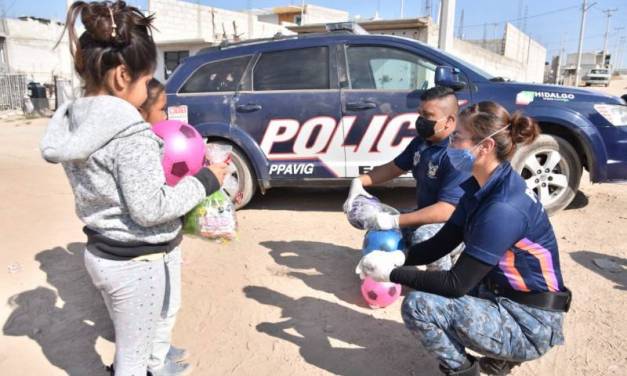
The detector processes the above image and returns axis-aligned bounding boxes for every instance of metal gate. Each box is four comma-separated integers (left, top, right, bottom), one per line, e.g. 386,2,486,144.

0,73,27,111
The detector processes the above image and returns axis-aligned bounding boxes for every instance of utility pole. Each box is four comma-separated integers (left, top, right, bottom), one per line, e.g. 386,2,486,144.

575,0,595,87
555,33,564,84
435,0,441,25
601,8,618,68
457,9,464,39
400,0,404,19
613,27,626,69
438,0,456,51
247,0,254,38
617,36,627,71
424,0,432,19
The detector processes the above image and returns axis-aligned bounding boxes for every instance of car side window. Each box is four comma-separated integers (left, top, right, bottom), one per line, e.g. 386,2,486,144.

253,47,329,91
346,46,437,90
180,55,251,93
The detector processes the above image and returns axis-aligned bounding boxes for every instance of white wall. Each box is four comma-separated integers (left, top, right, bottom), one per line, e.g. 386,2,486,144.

302,4,348,25
451,39,521,80
4,18,72,84
149,0,291,43
501,23,546,82
149,0,298,82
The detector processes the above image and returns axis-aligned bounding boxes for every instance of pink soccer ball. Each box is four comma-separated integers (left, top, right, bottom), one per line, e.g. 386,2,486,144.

360,276,401,309
152,120,206,186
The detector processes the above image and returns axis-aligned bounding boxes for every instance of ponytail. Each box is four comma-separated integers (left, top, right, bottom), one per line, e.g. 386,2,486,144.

462,103,540,161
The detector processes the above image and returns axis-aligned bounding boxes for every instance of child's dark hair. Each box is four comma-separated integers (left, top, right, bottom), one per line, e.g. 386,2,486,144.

461,101,540,161
141,78,165,112
62,1,156,92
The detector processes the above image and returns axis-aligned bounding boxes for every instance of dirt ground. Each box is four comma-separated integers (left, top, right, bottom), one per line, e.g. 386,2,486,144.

1,80,626,376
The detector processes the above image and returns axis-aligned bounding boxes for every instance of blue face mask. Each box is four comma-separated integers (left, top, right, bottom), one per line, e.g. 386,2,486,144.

448,125,511,172
447,147,477,173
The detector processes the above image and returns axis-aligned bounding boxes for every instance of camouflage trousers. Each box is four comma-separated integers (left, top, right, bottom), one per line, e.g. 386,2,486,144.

402,223,465,271
401,285,565,370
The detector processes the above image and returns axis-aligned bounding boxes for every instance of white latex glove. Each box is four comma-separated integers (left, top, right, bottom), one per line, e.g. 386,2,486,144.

343,178,373,213
355,250,406,282
372,212,400,230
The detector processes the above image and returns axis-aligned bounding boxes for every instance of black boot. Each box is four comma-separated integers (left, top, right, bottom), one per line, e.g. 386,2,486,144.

438,355,480,376
478,357,522,375
105,364,152,376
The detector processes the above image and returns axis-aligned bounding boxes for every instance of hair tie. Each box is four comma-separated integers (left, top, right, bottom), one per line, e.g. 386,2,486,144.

108,6,117,38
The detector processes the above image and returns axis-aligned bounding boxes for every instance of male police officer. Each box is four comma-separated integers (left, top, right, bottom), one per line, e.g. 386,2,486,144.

344,86,469,270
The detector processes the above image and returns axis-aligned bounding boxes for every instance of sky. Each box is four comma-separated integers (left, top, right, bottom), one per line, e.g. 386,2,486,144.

4,0,627,67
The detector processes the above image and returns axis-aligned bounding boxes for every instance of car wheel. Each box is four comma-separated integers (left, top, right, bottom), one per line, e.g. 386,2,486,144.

511,134,582,215
207,141,256,209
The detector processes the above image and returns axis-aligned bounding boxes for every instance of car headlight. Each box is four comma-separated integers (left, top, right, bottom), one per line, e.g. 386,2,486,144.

594,104,627,126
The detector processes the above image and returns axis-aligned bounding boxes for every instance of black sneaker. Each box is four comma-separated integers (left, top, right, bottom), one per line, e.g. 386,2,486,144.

438,356,480,376
478,357,521,375
106,364,152,376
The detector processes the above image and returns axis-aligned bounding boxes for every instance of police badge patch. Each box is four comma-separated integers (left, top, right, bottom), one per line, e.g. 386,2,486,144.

413,151,421,166
428,161,439,178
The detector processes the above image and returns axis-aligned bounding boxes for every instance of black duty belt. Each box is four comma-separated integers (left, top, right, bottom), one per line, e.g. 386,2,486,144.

485,280,572,312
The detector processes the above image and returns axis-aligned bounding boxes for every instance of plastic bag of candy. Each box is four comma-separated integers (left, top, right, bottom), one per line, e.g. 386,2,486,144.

183,143,239,241
346,195,400,230
183,189,237,242
206,143,241,204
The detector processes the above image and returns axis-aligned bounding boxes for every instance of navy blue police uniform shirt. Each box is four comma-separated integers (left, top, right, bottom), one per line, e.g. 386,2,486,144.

394,136,470,210
450,162,566,293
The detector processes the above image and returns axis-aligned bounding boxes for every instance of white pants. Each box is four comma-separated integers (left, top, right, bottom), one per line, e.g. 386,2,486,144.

84,247,182,376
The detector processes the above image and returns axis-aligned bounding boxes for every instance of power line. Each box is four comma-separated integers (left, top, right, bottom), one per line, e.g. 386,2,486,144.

460,4,579,30
542,32,608,47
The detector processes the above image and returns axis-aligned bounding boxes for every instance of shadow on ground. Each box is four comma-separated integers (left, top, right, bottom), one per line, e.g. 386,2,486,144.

244,285,437,376
246,186,416,212
570,250,626,290
3,243,112,376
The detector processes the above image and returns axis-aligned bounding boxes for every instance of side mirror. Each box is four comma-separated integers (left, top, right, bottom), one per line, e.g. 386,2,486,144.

435,66,466,91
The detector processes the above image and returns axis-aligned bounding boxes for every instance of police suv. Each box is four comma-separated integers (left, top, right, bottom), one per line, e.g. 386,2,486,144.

165,23,627,214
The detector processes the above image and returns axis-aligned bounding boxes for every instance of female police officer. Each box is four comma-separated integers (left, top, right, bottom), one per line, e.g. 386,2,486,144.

356,102,571,376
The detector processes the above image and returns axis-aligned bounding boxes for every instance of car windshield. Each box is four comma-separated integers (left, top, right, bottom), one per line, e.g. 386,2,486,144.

591,69,608,74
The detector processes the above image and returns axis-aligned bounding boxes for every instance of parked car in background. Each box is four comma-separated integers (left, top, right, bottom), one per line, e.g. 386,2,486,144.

584,68,611,87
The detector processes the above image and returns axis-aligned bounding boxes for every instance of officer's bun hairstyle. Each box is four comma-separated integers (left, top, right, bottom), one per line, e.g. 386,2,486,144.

461,101,539,161
61,1,156,92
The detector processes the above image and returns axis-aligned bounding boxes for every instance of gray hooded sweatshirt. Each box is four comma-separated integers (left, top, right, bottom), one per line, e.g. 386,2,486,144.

40,95,217,257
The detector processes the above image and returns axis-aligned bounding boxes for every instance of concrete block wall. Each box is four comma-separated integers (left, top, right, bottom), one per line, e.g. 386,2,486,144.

502,23,546,82
5,18,72,84
451,38,528,82
149,0,290,43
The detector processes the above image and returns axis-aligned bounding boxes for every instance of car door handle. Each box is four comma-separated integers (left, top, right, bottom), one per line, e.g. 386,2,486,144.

346,101,377,111
236,103,262,113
